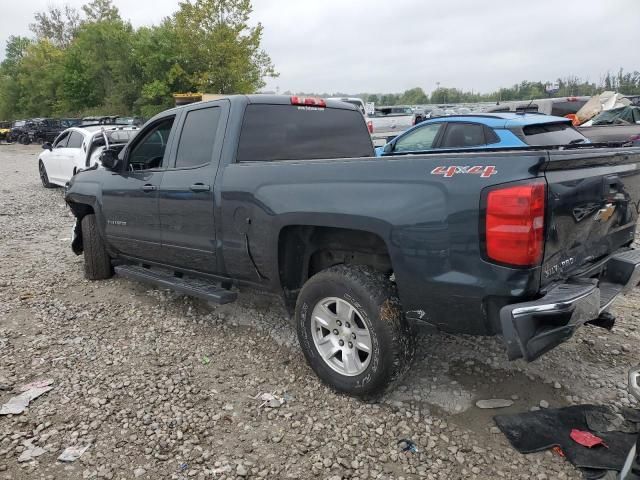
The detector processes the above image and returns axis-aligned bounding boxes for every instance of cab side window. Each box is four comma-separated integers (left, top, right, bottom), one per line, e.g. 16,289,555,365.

127,117,175,171
175,107,221,168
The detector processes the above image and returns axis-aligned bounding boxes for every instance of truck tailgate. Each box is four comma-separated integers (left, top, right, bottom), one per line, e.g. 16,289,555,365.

542,147,640,286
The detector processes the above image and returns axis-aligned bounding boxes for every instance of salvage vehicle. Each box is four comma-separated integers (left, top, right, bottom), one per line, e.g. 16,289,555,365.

0,122,9,142
375,113,590,156
6,120,28,144
38,125,138,188
579,106,640,145
367,105,419,146
26,118,66,145
65,95,640,396
327,97,366,115
485,96,590,116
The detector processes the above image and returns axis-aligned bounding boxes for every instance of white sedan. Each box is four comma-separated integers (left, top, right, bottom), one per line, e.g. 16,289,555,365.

38,125,138,188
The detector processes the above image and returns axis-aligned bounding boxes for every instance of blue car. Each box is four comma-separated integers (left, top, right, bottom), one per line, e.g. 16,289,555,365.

375,113,590,156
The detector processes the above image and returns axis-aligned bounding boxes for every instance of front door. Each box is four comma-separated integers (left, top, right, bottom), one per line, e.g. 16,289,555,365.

101,115,178,262
48,131,71,183
158,104,226,273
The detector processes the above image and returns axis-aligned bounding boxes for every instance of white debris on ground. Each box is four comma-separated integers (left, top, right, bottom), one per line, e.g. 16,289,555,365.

58,444,90,463
0,145,638,479
0,380,53,415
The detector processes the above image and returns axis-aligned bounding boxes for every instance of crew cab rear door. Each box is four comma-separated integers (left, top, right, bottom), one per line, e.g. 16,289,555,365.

158,101,229,273
542,147,640,287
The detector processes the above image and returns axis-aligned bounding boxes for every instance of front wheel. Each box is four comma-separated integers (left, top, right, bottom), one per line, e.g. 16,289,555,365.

81,214,113,280
296,265,415,397
38,160,55,188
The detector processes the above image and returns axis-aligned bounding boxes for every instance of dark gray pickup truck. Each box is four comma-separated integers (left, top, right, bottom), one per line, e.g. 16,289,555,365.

65,95,640,396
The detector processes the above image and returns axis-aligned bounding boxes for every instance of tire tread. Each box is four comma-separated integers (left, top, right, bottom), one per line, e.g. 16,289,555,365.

296,265,415,397
81,214,113,280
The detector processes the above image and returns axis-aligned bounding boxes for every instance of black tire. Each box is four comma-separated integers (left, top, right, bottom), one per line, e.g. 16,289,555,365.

38,160,55,189
81,214,113,280
296,265,415,397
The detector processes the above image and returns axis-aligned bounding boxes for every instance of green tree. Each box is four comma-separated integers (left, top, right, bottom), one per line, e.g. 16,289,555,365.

30,6,81,47
399,87,428,105
82,0,121,23
3,36,32,68
173,0,278,93
60,19,138,114
15,41,65,116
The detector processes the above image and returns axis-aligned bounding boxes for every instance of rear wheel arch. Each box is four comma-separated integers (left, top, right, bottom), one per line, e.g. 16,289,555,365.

277,225,394,311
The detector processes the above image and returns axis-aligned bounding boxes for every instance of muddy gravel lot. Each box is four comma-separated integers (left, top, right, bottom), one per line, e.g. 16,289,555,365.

0,144,638,480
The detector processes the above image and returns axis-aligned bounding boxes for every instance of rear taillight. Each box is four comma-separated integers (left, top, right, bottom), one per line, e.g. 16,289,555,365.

484,180,546,267
630,134,640,144
367,120,373,134
290,96,326,108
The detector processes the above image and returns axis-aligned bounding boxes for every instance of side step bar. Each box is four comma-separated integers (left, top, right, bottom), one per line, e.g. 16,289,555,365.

115,265,237,305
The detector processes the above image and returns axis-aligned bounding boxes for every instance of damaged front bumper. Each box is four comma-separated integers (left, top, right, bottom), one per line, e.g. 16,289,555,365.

501,249,640,362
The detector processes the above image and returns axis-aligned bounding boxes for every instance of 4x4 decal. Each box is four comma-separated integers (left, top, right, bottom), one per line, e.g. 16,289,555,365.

431,165,497,178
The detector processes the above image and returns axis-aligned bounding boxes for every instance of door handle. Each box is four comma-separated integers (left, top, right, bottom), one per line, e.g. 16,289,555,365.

141,184,157,192
189,183,210,192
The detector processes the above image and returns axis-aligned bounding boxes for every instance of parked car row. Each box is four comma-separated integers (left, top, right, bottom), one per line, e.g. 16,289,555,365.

38,124,139,188
2,116,144,145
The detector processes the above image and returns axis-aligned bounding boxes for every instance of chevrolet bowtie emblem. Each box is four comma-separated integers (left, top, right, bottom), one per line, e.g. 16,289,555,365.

595,203,616,222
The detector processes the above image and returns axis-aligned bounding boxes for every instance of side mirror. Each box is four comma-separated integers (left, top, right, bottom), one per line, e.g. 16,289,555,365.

100,149,120,170
42,142,52,151
383,142,394,154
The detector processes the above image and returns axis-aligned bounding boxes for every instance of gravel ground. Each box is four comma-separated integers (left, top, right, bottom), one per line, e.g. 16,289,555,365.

0,144,638,480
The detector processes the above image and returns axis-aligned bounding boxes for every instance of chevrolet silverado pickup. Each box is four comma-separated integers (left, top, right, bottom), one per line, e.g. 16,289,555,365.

65,95,640,396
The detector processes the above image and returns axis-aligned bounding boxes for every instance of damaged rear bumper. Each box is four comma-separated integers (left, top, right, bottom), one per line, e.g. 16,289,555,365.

501,249,640,361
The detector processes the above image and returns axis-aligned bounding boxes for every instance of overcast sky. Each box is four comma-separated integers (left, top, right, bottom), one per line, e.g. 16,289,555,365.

2,0,639,94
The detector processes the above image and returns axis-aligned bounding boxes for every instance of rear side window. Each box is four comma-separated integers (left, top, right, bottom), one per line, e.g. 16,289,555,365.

237,105,373,161
440,123,486,148
175,107,221,168
521,122,587,146
67,131,84,149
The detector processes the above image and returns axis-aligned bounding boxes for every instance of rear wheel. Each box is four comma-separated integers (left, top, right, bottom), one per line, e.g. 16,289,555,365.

38,161,54,188
81,214,113,280
296,265,415,397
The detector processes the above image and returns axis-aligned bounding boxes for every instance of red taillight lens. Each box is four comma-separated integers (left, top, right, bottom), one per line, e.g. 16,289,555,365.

485,181,546,267
290,96,326,108
367,120,373,133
